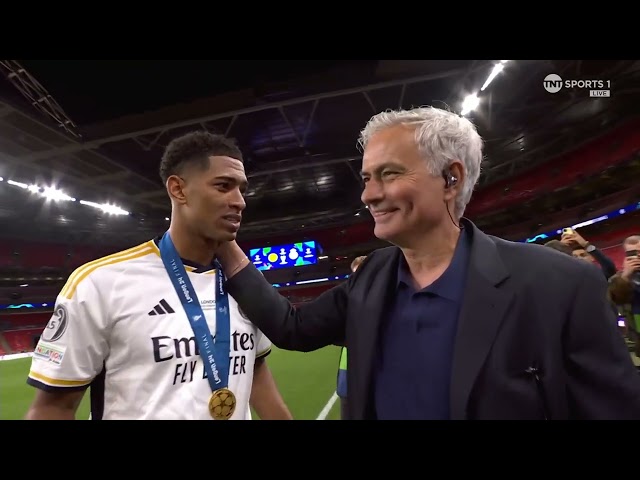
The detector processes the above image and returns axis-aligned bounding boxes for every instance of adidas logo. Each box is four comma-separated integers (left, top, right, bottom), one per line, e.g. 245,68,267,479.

148,299,176,316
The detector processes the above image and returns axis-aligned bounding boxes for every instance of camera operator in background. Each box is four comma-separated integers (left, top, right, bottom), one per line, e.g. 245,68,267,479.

608,235,640,358
561,227,617,279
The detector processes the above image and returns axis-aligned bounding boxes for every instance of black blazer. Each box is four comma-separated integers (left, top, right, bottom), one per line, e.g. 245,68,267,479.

225,220,640,420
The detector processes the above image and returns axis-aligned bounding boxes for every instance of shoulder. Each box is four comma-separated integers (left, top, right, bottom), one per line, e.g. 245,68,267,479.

344,246,398,281
60,240,158,300
489,235,603,286
490,235,574,268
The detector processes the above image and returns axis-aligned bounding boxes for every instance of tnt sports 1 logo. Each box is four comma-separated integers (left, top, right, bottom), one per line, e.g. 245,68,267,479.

543,74,563,93
543,73,611,97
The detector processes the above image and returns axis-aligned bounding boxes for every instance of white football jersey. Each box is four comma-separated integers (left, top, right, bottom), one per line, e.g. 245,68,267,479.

28,239,272,420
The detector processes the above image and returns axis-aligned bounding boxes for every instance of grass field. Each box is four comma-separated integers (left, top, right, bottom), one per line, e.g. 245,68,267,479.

0,345,342,420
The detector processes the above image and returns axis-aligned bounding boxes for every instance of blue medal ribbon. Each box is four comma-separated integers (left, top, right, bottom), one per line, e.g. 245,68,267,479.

159,232,231,394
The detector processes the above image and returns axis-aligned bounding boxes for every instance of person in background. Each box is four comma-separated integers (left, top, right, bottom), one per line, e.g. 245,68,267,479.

608,235,640,357
561,227,617,279
547,237,621,320
336,255,367,420
544,239,574,256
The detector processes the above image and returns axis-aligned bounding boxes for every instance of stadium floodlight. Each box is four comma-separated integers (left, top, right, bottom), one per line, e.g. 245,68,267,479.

79,200,129,216
460,93,480,116
481,63,505,91
42,186,75,202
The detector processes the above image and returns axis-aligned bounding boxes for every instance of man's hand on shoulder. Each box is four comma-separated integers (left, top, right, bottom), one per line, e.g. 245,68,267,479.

216,241,250,279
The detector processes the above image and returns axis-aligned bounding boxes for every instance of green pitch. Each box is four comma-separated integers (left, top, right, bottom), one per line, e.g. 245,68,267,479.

0,346,342,420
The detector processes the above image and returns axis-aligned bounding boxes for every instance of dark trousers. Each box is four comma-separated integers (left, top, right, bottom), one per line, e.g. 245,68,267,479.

340,396,349,420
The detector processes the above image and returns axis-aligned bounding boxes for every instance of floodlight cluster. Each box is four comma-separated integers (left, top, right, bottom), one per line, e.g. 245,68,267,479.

460,60,510,116
0,176,130,216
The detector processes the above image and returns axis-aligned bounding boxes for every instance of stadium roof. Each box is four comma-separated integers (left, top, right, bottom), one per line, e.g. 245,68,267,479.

0,59,639,247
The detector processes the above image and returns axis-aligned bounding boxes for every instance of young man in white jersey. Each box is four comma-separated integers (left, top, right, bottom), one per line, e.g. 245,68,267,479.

24,131,293,420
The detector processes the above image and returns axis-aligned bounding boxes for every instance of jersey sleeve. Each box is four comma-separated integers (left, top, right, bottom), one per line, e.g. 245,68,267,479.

27,273,110,392
255,328,272,359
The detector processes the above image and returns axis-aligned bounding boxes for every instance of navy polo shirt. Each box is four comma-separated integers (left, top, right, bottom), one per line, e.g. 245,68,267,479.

374,228,471,420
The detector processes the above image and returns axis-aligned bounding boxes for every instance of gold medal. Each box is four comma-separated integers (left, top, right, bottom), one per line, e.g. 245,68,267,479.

208,388,236,420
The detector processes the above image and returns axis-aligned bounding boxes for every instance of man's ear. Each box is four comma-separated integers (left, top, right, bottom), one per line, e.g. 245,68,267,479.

444,161,464,201
166,175,187,205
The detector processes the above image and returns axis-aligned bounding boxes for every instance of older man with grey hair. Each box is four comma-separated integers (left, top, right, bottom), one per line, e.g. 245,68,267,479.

217,106,640,420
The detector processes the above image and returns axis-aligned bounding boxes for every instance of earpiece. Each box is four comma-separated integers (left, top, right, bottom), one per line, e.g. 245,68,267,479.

443,170,458,189
442,169,462,230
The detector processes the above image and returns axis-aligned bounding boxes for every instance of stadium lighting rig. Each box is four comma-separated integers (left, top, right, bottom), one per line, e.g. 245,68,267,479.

0,176,130,216
0,61,512,222
0,60,82,139
460,60,509,116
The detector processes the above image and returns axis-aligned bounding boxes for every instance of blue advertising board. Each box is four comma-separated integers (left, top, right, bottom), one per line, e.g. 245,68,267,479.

249,240,319,271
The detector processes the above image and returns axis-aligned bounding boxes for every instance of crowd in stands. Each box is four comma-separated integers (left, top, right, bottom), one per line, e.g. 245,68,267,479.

545,229,640,360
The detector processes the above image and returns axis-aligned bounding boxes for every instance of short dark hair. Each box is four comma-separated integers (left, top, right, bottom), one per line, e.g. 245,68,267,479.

544,239,573,256
159,131,243,184
624,235,640,247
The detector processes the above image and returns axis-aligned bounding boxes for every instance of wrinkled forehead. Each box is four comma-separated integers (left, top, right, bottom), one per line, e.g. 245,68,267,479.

361,125,421,171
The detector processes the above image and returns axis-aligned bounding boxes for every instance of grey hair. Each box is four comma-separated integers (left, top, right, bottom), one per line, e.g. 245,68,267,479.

358,106,484,218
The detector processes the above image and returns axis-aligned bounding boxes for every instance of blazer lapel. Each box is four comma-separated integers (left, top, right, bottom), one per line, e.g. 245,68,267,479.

450,222,515,420
353,248,401,419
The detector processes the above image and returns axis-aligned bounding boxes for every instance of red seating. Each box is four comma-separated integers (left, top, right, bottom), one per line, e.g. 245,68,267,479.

467,118,640,216
3,328,42,353
279,283,337,302
601,246,626,271
20,244,69,270
0,312,52,353
490,185,640,241
1,312,52,330
590,224,640,271
69,245,109,269
0,239,123,273
0,241,19,269
240,221,375,253
589,224,640,248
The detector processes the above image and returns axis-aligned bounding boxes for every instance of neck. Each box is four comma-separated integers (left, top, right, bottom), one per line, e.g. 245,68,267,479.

167,222,218,267
400,221,462,289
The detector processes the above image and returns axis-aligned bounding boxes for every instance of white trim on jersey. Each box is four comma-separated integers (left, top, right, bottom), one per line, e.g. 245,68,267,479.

28,240,273,420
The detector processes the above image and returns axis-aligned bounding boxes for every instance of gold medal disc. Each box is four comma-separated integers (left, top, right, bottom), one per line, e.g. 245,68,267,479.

209,388,236,420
